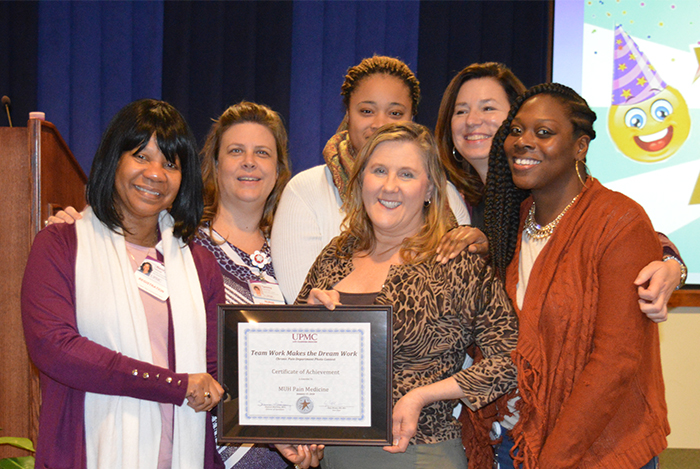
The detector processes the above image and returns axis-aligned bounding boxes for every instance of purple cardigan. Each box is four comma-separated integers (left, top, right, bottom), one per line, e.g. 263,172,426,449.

21,223,225,469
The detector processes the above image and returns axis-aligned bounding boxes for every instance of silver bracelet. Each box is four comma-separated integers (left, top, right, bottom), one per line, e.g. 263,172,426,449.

663,255,687,290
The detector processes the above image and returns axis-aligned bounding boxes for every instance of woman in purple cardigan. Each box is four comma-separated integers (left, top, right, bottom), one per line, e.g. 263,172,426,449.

22,99,225,469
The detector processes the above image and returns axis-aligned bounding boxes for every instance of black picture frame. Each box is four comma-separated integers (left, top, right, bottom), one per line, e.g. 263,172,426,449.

217,304,393,446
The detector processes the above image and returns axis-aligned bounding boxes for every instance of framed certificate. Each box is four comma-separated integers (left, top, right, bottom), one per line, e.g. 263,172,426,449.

217,304,393,446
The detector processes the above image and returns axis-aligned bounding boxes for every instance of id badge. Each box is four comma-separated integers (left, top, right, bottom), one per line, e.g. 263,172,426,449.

248,280,285,305
135,257,169,301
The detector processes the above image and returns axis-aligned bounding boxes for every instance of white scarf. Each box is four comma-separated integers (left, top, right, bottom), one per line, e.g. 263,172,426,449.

75,207,206,469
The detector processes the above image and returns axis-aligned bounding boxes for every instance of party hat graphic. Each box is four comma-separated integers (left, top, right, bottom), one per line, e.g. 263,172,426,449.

611,25,667,105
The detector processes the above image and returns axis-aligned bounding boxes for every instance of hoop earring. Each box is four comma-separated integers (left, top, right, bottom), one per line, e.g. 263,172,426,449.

452,147,464,163
575,159,590,187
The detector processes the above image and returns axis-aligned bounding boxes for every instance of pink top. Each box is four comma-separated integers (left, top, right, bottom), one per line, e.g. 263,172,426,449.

127,242,173,469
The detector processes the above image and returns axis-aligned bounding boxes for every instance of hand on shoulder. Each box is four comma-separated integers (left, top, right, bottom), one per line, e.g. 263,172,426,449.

46,206,82,226
435,225,488,264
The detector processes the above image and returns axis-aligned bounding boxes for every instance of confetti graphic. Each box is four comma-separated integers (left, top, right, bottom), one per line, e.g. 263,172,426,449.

566,0,700,283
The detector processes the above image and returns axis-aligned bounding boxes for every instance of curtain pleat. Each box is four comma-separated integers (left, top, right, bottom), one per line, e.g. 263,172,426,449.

162,1,293,151
416,1,551,131
0,1,38,127
289,0,420,173
36,1,163,173
8,0,550,174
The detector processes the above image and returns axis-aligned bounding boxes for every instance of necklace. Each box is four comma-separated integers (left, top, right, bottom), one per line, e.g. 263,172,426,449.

211,228,271,281
524,194,580,240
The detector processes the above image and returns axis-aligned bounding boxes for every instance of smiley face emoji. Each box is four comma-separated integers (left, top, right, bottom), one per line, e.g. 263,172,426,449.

608,85,691,163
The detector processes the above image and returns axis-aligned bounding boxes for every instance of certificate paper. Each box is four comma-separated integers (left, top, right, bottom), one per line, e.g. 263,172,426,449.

238,322,371,427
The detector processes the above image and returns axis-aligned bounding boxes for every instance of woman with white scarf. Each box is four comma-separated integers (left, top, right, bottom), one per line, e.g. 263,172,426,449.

22,99,225,469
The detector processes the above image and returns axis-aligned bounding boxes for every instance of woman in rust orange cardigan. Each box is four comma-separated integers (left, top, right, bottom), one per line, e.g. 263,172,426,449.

484,83,668,469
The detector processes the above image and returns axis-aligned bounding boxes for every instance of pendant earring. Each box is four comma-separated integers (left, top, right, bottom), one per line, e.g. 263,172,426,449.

575,159,591,187
452,147,464,163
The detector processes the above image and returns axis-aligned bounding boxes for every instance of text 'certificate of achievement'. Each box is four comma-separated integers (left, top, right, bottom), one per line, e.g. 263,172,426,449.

238,322,371,427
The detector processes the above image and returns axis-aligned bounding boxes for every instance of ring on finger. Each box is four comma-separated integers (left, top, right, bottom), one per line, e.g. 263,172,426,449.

204,392,211,399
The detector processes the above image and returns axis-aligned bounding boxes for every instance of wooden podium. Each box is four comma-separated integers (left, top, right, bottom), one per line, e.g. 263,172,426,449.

0,120,86,458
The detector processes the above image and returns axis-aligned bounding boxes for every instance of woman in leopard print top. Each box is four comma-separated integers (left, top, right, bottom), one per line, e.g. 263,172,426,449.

296,122,518,469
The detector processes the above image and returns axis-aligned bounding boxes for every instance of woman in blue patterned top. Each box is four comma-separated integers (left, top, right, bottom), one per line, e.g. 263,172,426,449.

197,101,289,308
197,101,323,469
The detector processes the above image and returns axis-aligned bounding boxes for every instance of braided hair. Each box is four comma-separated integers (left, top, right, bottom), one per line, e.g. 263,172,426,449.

483,83,597,280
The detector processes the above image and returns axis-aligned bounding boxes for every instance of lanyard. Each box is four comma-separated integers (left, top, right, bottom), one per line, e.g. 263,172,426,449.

210,229,277,284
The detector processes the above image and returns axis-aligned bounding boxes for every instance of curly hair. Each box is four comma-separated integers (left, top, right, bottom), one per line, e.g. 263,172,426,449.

483,83,597,279
334,121,455,264
340,55,420,117
435,63,526,207
199,101,291,238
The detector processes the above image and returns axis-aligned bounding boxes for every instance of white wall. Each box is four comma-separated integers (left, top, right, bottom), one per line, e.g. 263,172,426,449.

659,307,700,449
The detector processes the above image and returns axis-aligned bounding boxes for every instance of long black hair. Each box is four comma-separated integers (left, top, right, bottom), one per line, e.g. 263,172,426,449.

483,83,597,280
86,99,202,241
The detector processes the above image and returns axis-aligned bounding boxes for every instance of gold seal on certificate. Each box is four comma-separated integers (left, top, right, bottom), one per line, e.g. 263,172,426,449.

217,305,392,445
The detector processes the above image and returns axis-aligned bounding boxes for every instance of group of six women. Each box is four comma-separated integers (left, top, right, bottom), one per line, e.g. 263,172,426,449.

22,56,682,469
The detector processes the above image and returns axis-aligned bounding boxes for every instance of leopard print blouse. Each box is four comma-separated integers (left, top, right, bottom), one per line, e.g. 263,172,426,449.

296,240,518,444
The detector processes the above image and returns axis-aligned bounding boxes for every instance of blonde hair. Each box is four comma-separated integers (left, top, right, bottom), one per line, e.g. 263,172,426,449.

335,122,455,264
200,101,291,238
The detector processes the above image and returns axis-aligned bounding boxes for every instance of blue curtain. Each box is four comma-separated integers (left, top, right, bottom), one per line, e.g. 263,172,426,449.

416,1,552,129
161,1,293,153
289,1,420,172
160,0,419,174
37,0,163,173
6,0,550,174
0,1,38,127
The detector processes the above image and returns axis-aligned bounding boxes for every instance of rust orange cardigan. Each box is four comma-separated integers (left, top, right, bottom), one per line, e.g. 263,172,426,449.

508,179,669,468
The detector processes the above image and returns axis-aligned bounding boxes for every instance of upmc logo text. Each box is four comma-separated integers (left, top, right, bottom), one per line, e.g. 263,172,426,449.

292,333,318,342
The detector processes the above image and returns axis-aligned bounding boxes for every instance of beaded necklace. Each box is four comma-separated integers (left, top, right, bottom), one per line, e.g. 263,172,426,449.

523,194,580,240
